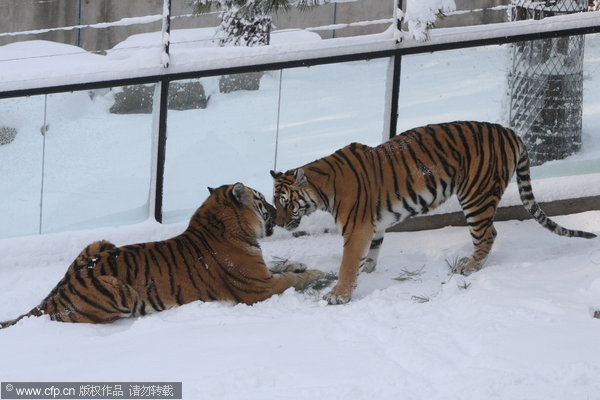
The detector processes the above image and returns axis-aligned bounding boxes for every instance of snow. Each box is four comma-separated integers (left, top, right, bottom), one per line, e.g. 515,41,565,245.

161,0,171,68
0,15,165,38
0,27,340,93
445,5,509,17
0,212,599,399
405,0,456,41
2,11,600,93
402,10,600,49
294,18,394,32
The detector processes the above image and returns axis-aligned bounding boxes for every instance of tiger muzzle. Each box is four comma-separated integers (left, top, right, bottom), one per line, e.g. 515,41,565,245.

284,220,300,231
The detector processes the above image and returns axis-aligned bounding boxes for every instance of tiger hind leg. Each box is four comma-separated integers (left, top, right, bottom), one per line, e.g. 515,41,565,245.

455,225,497,275
455,192,501,275
40,240,119,308
45,275,140,324
66,240,116,275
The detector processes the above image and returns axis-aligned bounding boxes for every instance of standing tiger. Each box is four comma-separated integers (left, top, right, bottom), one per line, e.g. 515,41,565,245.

270,121,597,305
1,183,323,328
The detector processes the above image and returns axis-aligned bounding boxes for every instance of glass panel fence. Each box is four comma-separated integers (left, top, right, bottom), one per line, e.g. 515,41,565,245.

580,32,600,178
40,85,154,233
162,72,281,223
398,44,505,131
2,33,599,239
0,95,45,238
275,58,390,172
162,59,391,224
398,34,600,195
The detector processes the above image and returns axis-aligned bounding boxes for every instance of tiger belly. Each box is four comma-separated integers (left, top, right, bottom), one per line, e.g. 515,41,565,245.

376,186,453,231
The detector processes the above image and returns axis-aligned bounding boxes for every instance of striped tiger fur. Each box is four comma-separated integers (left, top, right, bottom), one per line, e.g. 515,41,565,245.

1,183,323,328
270,121,597,305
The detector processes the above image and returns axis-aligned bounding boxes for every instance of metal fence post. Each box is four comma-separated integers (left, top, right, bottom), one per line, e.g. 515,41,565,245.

150,78,169,223
161,0,172,68
387,55,401,139
383,0,402,141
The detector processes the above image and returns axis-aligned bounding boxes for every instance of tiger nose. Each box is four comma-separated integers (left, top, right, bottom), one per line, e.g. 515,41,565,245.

275,218,286,227
274,210,286,227
284,220,299,230
265,202,276,219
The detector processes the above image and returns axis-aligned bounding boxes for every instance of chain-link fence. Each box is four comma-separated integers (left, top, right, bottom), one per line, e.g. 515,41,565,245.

507,0,588,165
509,0,589,18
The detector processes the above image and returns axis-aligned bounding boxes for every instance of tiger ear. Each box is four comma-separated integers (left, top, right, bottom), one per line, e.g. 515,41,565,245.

231,183,249,205
207,187,215,195
294,168,307,186
270,170,282,179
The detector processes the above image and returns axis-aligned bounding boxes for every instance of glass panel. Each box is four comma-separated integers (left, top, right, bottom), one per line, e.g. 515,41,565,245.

580,32,600,176
0,95,45,238
41,85,154,233
275,58,389,172
398,37,600,184
163,72,280,223
398,45,505,131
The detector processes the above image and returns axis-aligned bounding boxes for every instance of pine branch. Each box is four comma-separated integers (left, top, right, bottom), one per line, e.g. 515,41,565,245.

189,0,330,48
191,0,328,16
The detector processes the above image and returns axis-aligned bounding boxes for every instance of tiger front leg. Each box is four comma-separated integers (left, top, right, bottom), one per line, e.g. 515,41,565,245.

360,230,385,273
268,259,308,274
324,229,373,305
253,269,325,303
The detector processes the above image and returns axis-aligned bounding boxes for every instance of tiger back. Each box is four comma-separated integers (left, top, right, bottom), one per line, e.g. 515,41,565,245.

1,183,323,328
270,121,597,305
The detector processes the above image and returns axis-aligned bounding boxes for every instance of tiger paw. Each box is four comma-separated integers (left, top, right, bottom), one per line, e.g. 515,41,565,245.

293,269,325,290
453,257,482,276
323,285,352,305
269,260,307,274
360,258,377,274
284,262,308,273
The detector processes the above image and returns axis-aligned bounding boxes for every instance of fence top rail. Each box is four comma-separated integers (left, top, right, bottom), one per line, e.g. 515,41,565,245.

1,11,599,98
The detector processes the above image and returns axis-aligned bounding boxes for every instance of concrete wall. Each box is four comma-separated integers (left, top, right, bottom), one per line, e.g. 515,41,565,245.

0,0,80,47
435,0,509,29
79,0,163,51
0,0,509,51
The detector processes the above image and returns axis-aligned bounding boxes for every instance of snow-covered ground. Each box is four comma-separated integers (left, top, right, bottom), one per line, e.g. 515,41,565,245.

1,211,599,399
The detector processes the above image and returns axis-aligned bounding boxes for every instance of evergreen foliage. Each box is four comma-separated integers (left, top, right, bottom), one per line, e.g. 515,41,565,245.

191,0,327,46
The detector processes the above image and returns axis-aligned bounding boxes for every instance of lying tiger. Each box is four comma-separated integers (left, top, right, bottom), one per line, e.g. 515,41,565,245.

270,121,597,305
1,183,323,328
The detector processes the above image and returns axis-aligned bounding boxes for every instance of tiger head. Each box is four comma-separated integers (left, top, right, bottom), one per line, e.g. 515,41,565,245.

270,168,317,231
207,183,276,238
